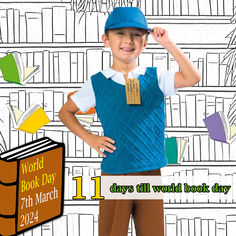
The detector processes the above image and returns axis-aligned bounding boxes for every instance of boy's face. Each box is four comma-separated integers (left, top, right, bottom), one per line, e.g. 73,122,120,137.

102,27,148,65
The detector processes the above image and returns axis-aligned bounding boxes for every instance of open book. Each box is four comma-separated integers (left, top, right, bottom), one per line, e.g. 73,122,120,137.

203,111,236,143
165,137,188,164
68,91,95,127
0,52,39,85
8,104,50,134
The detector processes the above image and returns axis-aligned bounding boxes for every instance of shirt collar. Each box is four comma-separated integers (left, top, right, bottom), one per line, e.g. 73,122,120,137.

101,66,146,79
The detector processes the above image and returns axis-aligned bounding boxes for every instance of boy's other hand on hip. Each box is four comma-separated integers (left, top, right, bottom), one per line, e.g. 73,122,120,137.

84,133,116,157
148,27,172,48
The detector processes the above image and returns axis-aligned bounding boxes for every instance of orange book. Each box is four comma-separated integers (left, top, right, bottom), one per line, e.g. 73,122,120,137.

0,137,65,235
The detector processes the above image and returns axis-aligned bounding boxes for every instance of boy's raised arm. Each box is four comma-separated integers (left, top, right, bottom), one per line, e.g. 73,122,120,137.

58,99,116,157
149,27,201,89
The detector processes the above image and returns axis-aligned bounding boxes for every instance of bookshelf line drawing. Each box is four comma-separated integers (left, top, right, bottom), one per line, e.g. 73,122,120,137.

0,50,235,86
0,0,236,235
10,212,236,236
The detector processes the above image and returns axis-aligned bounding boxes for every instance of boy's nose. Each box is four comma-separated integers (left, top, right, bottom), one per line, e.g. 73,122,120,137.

123,34,134,44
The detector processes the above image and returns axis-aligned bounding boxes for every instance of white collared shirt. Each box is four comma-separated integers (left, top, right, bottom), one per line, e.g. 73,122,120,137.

71,66,177,113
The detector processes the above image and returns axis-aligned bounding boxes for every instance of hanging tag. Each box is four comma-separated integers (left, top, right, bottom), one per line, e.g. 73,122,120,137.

125,78,141,105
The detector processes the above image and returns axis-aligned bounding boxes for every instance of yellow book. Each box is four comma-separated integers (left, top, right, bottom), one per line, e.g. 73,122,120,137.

8,104,50,134
177,137,188,162
230,126,236,141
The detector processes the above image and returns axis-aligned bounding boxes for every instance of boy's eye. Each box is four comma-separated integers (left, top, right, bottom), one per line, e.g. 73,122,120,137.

117,32,124,35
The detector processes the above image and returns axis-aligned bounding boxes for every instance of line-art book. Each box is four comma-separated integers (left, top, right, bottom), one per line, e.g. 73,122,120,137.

0,137,65,236
0,52,40,85
0,131,7,153
8,104,50,134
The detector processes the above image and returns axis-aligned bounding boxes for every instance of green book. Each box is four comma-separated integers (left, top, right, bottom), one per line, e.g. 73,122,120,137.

165,137,178,164
0,52,39,85
165,137,188,164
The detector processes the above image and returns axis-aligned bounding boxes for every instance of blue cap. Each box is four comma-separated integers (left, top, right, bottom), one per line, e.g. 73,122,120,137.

105,7,152,32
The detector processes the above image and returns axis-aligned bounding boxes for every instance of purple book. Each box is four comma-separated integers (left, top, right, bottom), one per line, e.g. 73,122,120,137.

203,112,229,143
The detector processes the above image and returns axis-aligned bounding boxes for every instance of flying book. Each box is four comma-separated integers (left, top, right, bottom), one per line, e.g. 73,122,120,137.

68,91,95,126
203,111,236,143
165,137,188,164
0,52,40,85
0,137,65,236
8,104,50,134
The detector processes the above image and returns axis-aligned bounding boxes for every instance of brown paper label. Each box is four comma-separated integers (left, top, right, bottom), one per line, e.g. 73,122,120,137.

125,78,141,105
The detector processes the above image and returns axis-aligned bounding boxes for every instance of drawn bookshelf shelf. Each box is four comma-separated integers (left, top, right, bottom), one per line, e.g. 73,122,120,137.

43,123,211,134
65,157,102,163
0,43,229,49
0,84,235,92
42,123,214,134
0,83,84,88
64,158,236,166
0,0,71,2
146,16,232,23
64,200,99,206
63,201,236,209
167,162,236,166
164,203,236,209
165,127,210,133
178,87,236,92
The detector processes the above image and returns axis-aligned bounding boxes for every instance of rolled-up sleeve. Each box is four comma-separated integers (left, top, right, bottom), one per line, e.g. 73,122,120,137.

70,78,96,113
157,70,178,96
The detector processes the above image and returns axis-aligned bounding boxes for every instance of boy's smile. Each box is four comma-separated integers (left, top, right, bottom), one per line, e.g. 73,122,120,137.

102,28,148,67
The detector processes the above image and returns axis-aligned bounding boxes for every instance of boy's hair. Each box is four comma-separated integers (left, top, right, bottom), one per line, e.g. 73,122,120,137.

105,28,149,39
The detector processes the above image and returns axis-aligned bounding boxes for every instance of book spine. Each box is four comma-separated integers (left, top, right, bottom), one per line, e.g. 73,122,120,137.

0,217,16,235
75,12,85,43
53,215,67,235
0,9,8,43
0,184,17,215
42,8,53,43
77,52,85,83
43,50,50,83
0,159,18,235
19,14,26,43
7,9,14,44
206,53,220,86
85,12,98,43
14,9,20,43
52,6,66,43
33,51,43,83
25,12,42,43
165,214,177,236
27,52,34,84
66,10,75,43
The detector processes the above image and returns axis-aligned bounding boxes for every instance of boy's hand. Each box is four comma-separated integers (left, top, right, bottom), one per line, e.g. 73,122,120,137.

148,27,172,48
84,133,116,158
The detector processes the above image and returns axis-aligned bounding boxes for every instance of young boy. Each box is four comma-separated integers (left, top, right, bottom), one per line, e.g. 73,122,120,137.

59,7,200,236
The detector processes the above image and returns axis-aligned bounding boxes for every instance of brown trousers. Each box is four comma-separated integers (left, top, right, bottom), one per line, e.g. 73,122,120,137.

99,169,164,236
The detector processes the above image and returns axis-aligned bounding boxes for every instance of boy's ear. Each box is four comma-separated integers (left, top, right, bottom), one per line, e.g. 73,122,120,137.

143,36,148,48
102,34,110,48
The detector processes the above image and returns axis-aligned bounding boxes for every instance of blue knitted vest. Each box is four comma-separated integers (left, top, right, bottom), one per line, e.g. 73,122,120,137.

91,67,167,174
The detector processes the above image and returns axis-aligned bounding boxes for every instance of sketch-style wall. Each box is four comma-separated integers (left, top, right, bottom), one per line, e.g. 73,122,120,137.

1,0,236,235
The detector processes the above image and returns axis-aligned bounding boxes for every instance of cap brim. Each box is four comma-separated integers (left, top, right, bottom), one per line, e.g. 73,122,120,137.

105,22,153,32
